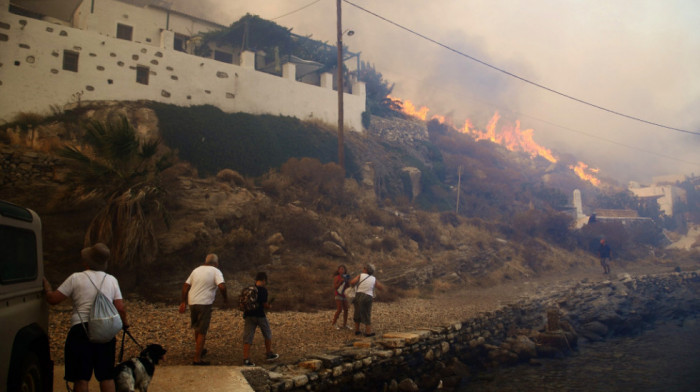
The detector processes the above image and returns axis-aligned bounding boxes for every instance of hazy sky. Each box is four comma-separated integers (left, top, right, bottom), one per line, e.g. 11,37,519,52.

170,0,700,184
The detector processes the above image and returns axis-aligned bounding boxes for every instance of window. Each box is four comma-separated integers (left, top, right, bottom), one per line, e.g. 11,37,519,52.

136,66,149,85
0,225,38,284
174,33,188,52
62,50,79,72
214,50,233,64
116,23,133,41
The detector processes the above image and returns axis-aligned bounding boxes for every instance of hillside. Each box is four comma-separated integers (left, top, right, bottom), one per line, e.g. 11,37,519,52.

1,101,693,311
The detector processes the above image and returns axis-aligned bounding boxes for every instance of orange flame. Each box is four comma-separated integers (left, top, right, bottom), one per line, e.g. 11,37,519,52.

391,96,602,186
568,161,601,186
461,112,557,163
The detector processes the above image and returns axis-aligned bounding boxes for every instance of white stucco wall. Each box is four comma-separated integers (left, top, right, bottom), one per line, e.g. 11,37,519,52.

0,1,366,131
629,185,685,217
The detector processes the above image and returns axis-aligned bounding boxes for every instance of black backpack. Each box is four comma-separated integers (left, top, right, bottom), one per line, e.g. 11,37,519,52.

238,285,259,312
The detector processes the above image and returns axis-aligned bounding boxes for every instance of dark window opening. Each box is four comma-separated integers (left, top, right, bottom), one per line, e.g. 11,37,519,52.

62,50,79,72
214,50,233,64
136,66,149,85
174,33,188,52
0,225,38,284
116,23,133,41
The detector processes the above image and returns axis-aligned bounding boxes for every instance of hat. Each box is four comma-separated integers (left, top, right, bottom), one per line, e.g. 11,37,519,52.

364,263,375,275
81,243,111,271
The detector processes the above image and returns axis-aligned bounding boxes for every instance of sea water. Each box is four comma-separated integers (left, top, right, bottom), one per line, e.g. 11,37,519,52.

461,318,700,392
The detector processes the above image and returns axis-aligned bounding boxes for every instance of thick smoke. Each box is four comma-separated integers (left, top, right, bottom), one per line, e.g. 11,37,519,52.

171,0,700,183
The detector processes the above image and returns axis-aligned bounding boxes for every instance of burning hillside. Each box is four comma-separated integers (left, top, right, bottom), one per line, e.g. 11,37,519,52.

393,97,601,187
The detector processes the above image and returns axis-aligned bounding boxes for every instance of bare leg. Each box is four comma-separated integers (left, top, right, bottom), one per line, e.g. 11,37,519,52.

243,343,251,360
74,380,89,392
194,332,206,362
99,379,116,392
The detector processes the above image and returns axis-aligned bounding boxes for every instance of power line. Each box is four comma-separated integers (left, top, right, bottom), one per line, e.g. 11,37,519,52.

342,0,700,137
272,0,323,20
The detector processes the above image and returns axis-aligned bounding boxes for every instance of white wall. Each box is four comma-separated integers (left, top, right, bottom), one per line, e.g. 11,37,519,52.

0,1,366,131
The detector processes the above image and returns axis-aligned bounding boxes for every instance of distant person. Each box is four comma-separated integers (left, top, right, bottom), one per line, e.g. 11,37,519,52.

178,253,227,366
242,272,279,366
331,265,351,330
350,263,385,337
598,239,612,274
44,243,129,392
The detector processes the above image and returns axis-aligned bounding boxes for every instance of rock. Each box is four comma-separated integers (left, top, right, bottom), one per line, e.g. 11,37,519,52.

398,378,419,392
322,241,347,257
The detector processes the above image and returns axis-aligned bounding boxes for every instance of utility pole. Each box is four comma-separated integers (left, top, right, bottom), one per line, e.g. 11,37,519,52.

336,0,345,172
456,165,462,214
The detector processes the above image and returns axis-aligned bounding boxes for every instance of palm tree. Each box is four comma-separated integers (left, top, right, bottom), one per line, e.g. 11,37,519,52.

60,115,173,268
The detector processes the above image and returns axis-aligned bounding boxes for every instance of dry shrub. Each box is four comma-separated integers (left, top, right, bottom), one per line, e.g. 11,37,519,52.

216,168,246,186
381,236,399,252
278,212,324,245
225,227,255,248
440,211,460,227
259,171,291,198
362,206,399,227
402,225,425,244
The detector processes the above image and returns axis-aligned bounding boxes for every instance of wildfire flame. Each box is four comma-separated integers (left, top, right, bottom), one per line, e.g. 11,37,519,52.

460,112,557,163
392,97,602,186
568,161,601,187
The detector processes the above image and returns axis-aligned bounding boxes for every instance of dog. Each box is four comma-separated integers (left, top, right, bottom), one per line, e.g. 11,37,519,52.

114,344,167,392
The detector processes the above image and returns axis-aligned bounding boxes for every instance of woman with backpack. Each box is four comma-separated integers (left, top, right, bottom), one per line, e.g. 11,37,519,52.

331,265,351,330
349,263,384,337
44,243,129,392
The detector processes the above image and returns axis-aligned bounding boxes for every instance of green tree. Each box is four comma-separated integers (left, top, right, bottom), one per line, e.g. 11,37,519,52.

357,61,403,118
59,116,173,268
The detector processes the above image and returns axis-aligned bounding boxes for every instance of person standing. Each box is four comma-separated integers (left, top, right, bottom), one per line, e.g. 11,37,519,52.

178,253,227,366
331,265,351,330
598,239,612,275
350,263,384,337
242,272,279,366
44,243,128,392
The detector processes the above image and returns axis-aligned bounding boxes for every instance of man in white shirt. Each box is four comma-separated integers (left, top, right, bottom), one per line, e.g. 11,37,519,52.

178,253,227,365
44,242,128,392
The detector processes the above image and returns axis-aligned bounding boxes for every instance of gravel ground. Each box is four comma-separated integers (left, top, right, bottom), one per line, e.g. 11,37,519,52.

48,260,695,368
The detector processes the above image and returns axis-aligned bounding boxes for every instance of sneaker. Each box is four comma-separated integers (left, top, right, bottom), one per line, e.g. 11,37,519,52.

364,332,376,337
334,325,341,330
243,359,255,367
355,331,362,336
344,325,353,330
266,352,279,361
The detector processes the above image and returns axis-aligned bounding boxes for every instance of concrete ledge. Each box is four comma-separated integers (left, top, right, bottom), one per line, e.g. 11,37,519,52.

53,365,254,392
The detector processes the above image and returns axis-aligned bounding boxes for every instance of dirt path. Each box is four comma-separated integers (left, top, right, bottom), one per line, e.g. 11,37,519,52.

48,259,696,372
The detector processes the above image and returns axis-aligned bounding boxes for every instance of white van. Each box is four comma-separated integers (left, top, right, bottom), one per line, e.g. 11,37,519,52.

0,200,53,392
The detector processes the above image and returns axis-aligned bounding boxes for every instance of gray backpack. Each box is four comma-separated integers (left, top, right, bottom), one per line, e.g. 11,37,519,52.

79,272,123,343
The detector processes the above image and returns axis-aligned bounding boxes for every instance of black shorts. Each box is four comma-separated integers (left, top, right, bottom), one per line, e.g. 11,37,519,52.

190,304,213,335
64,323,116,382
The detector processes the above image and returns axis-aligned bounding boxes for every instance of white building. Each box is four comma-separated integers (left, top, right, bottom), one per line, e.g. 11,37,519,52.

0,0,366,131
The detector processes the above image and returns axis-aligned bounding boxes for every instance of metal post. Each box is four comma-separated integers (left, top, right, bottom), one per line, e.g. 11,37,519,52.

336,0,345,172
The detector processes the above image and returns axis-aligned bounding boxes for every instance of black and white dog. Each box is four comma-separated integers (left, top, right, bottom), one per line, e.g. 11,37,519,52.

114,344,167,392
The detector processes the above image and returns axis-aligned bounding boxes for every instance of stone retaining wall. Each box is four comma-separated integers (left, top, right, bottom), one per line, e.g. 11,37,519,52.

0,145,66,188
243,270,700,391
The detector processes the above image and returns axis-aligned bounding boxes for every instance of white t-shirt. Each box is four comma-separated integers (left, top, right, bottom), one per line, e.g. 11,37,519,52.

185,265,225,305
57,270,123,326
356,273,377,297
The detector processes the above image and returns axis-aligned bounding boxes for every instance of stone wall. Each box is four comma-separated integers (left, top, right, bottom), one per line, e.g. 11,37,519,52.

0,144,66,188
243,270,700,391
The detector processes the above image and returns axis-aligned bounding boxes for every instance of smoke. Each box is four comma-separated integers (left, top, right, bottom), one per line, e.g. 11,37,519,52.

170,0,700,183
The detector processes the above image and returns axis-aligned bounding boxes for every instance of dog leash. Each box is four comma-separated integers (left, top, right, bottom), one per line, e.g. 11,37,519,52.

118,327,144,362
